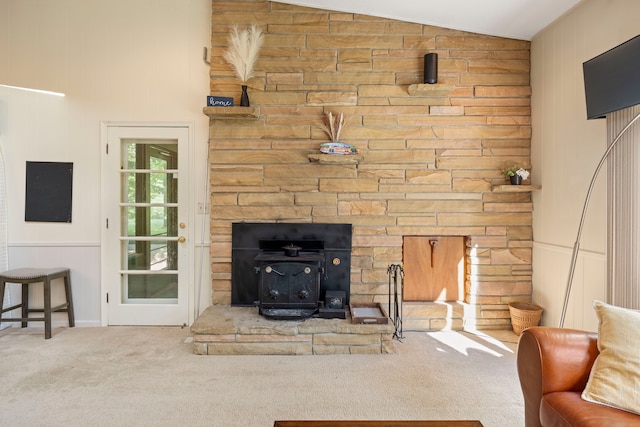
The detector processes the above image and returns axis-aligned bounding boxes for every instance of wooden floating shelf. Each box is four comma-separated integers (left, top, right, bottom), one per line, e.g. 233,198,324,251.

203,106,260,119
308,153,362,164
407,84,456,97
492,185,542,192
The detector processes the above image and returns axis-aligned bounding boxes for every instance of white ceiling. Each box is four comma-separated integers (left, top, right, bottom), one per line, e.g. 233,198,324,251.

274,0,583,40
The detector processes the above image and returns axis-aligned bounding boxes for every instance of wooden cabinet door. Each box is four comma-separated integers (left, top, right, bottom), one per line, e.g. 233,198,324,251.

403,236,465,301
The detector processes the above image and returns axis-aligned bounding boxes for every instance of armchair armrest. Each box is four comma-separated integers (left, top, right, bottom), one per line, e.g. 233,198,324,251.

516,327,598,427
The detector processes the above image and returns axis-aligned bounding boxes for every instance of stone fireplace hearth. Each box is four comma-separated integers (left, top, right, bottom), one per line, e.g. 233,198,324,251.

191,305,394,355
202,0,535,335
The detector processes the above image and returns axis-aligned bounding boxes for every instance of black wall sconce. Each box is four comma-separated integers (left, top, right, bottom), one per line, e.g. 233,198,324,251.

424,53,438,84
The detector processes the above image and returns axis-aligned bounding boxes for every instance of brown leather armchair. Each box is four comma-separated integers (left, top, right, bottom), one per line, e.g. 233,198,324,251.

516,327,640,426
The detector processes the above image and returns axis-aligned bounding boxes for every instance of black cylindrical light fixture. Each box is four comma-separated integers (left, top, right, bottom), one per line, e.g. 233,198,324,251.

424,53,438,84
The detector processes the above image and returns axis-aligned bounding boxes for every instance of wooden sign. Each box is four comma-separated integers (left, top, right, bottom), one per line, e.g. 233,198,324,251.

207,96,233,107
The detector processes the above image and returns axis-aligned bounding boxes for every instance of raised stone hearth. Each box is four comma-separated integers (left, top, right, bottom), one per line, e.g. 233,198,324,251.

191,305,395,355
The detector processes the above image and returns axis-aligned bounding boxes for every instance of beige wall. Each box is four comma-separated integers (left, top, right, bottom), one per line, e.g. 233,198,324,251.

0,0,212,325
209,1,534,330
531,0,640,330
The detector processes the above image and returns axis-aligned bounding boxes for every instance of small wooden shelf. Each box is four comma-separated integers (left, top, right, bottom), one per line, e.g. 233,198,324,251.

407,84,456,97
308,153,362,164
492,185,542,192
203,106,259,119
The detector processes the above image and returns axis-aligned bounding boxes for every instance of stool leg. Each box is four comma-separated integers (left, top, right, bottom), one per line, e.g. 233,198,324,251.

0,279,6,326
21,283,29,328
63,272,75,327
44,278,52,339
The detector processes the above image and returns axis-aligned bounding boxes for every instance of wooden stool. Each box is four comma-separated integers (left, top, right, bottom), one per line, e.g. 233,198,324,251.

0,268,75,339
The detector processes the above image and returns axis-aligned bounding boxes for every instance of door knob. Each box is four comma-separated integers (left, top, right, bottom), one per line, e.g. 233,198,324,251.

178,236,186,243
179,222,186,229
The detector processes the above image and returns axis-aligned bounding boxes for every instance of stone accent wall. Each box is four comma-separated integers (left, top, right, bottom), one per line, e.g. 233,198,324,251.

207,0,533,330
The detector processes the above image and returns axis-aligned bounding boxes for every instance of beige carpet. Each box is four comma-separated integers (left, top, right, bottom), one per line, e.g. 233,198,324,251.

0,326,523,427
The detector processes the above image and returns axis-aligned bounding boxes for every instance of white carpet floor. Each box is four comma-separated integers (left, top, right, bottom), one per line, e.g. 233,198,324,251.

0,326,524,427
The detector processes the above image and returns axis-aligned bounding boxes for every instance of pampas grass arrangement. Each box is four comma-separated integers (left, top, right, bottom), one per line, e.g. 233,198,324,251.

320,111,346,142
223,24,264,83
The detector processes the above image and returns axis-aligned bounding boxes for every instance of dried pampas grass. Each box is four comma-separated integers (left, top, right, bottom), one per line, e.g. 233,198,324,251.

320,111,346,142
223,24,264,83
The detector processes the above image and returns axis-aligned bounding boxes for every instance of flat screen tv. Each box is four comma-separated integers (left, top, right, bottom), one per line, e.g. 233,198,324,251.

583,34,640,120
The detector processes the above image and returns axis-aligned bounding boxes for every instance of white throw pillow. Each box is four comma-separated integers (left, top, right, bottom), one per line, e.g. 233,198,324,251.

581,300,640,415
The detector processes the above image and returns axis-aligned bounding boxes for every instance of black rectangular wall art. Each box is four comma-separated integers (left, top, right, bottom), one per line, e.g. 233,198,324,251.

25,161,73,223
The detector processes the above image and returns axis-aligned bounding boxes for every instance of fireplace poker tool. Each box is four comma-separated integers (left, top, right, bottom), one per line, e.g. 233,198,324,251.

387,264,404,340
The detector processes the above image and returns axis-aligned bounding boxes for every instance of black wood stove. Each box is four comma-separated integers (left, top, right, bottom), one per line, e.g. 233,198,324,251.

232,223,352,319
255,240,325,318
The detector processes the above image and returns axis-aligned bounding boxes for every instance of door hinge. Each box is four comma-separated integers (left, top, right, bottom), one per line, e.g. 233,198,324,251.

106,292,109,303
106,218,109,229
106,143,109,154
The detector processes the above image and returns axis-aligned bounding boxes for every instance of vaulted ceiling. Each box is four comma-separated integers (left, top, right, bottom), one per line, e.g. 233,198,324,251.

275,0,583,40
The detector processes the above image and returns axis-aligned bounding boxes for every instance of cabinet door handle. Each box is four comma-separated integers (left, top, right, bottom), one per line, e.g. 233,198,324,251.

429,239,438,268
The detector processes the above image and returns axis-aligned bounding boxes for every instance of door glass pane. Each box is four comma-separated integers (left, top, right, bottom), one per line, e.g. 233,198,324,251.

125,239,178,271
125,273,178,299
121,140,179,302
124,206,178,237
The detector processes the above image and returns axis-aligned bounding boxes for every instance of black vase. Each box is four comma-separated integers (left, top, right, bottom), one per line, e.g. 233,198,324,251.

424,53,438,84
240,85,250,107
510,175,522,185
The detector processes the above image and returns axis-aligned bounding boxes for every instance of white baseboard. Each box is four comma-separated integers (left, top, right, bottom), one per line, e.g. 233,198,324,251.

2,320,102,329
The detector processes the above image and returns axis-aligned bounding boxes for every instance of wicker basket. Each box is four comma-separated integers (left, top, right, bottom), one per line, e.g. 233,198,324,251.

509,302,543,335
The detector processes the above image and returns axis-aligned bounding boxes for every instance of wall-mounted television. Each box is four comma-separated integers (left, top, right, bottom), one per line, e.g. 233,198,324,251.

583,34,640,120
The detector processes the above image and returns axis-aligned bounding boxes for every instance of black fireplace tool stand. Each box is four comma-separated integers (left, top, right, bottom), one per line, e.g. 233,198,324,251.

387,264,404,340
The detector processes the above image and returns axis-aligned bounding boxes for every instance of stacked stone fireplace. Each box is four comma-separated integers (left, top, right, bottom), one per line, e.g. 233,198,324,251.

204,0,535,332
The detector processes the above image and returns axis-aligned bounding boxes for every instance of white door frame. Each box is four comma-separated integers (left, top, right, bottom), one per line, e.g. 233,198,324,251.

100,122,195,326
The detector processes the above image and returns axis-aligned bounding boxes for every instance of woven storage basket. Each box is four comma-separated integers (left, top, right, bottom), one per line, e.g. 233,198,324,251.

509,302,543,335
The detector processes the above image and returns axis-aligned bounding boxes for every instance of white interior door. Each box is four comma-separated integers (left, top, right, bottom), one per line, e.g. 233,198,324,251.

103,124,190,325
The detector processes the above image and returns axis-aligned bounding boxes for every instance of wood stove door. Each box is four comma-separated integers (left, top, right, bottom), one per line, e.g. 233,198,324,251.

259,262,321,308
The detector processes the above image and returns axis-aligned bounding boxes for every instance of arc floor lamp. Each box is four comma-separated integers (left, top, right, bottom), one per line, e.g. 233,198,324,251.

558,34,640,327
559,111,640,327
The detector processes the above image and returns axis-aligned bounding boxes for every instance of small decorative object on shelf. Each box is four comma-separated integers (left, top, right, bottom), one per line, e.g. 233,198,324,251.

320,111,346,142
318,111,360,154
240,85,249,107
424,52,438,84
207,96,233,107
502,165,530,185
320,142,360,155
222,24,264,107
